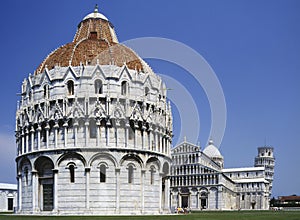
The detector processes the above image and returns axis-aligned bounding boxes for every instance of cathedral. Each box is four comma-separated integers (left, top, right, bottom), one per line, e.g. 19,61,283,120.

15,6,172,214
170,140,275,210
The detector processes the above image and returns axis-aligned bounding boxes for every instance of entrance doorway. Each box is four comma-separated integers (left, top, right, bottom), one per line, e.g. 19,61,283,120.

7,198,13,211
200,191,208,209
181,195,189,208
43,184,54,211
201,198,207,209
35,157,54,211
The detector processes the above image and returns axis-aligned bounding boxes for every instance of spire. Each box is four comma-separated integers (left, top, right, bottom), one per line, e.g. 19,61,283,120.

94,4,99,13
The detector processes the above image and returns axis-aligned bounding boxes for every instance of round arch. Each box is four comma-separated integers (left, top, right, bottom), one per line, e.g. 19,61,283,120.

17,157,32,174
120,153,144,168
56,152,87,168
146,157,161,170
89,152,119,168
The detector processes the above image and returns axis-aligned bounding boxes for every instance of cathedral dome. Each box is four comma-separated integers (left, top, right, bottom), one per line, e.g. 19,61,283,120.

35,5,145,74
203,139,223,158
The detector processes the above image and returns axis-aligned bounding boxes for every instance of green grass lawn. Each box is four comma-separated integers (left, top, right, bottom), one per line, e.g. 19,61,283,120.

0,211,299,220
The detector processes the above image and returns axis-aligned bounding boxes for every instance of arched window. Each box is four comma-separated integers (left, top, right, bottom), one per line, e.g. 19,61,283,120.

43,85,49,99
28,90,32,101
121,81,129,95
145,87,149,97
100,164,106,183
89,120,97,139
69,164,75,183
150,166,155,185
128,165,134,184
67,80,74,96
94,79,103,94
24,167,29,186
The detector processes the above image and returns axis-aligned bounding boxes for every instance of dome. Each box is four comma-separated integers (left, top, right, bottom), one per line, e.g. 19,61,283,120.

35,5,145,74
203,139,223,158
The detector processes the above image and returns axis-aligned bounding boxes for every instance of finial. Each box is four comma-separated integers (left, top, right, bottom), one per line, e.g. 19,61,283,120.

184,136,187,142
208,138,214,145
94,4,99,13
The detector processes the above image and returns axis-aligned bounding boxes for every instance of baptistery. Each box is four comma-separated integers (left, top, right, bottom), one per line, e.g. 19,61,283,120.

15,6,172,215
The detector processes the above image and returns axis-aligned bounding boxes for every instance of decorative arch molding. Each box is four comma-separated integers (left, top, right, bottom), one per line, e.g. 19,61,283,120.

162,161,170,176
210,187,218,192
199,187,209,194
56,152,87,168
88,152,119,168
91,65,106,79
34,156,54,172
62,66,79,81
17,157,32,174
120,153,144,168
145,157,161,170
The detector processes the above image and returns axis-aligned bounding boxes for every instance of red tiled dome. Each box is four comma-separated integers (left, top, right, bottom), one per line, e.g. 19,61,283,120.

35,7,144,74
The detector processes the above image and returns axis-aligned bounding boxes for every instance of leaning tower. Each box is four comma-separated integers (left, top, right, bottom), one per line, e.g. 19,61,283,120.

254,146,275,191
15,6,172,215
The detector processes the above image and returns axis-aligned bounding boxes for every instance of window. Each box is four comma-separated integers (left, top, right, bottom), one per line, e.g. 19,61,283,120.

43,85,49,99
121,81,129,95
242,195,245,200
69,164,75,183
100,164,106,183
89,120,97,139
28,90,32,101
89,31,97,40
24,167,29,186
128,165,134,184
145,87,149,97
128,126,134,140
67,80,74,96
150,166,155,185
94,79,103,94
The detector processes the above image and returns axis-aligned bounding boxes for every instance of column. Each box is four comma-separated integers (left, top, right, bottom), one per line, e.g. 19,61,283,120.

178,190,182,208
154,129,158,152
125,121,129,148
63,120,68,147
45,123,50,149
197,190,200,209
96,118,100,147
85,168,90,209
25,127,29,153
142,128,145,150
141,169,146,213
37,124,41,151
134,126,137,148
159,174,163,213
17,174,22,212
165,178,170,212
115,168,120,213
85,120,89,147
53,169,58,212
30,126,34,152
21,130,24,154
54,121,59,148
148,126,152,150
106,122,110,147
31,170,38,212
74,120,78,147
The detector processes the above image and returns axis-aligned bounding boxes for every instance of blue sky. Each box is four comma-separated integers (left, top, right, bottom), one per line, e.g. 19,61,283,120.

0,0,299,198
